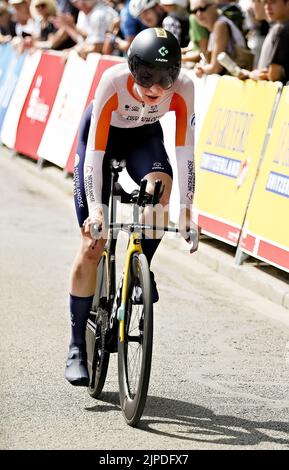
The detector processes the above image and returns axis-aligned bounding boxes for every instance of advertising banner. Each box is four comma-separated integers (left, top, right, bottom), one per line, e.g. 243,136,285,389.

194,77,281,245
0,43,13,88
1,50,42,148
14,52,65,160
37,51,100,168
239,85,289,272
65,55,125,174
0,49,26,132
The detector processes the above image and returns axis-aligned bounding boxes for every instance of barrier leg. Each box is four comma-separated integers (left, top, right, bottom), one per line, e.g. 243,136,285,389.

235,246,249,266
37,157,44,169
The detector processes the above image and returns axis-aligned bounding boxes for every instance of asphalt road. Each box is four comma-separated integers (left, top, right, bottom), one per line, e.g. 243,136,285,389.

1,150,289,450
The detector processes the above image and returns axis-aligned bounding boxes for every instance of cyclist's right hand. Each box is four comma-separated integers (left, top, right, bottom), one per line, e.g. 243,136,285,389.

82,210,104,240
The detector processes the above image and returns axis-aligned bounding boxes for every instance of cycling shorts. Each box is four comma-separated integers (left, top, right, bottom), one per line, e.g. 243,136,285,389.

74,102,173,227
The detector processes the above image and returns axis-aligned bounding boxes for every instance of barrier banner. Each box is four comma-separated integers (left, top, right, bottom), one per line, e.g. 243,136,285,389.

189,72,220,139
239,85,289,272
0,49,26,132
65,55,125,174
0,43,13,88
14,52,65,160
194,77,280,245
37,51,100,168
1,50,42,148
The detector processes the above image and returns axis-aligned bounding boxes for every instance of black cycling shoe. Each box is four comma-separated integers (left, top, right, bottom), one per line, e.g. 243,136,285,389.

134,271,159,304
65,345,89,387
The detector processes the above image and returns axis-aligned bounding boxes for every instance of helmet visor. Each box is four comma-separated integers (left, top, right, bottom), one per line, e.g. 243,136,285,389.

133,63,180,89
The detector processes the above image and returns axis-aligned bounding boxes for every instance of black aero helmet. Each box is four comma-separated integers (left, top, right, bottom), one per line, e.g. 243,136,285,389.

128,28,181,89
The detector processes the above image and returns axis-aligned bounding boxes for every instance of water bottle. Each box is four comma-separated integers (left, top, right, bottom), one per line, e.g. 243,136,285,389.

217,52,241,77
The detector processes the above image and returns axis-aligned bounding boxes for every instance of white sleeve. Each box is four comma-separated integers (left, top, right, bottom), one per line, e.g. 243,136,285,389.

171,74,195,206
176,145,195,206
84,71,118,215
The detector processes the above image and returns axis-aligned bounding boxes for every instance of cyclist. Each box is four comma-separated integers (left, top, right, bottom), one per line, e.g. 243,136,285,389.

65,27,198,386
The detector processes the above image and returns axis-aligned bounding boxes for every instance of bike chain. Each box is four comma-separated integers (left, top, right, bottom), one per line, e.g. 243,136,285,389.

95,308,109,364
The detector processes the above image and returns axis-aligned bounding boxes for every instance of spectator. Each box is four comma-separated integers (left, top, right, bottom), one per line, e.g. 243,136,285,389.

118,0,146,51
9,0,35,38
239,0,289,84
47,0,78,50
182,0,209,67
129,0,190,45
129,0,166,28
215,0,246,33
30,0,57,41
56,0,78,18
102,0,145,55
246,0,269,66
192,0,246,77
0,0,16,41
54,0,118,58
160,0,190,46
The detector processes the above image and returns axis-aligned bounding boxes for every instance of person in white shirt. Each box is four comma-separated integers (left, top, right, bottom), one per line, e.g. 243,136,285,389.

9,0,36,37
54,0,118,58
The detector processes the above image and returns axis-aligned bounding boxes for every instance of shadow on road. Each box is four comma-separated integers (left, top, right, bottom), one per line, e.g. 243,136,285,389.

86,392,289,448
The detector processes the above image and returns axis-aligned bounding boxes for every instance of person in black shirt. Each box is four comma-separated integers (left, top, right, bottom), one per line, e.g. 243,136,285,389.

129,0,190,46
0,1,16,40
239,0,289,84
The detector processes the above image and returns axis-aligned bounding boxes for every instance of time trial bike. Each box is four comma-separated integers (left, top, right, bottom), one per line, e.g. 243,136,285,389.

85,160,198,427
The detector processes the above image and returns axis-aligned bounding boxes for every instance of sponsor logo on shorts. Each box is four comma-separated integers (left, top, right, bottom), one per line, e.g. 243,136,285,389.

152,162,164,170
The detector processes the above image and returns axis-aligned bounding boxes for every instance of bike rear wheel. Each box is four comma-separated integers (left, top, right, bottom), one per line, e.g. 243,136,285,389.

86,252,110,398
118,253,153,426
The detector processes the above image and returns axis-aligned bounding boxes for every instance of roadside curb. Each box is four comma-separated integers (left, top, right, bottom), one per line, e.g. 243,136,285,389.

163,235,289,311
6,149,289,311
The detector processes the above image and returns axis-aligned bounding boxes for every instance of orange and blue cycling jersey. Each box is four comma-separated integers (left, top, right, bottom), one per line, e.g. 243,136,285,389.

76,62,195,224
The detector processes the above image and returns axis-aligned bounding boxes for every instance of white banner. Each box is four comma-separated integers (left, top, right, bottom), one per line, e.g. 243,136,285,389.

37,51,100,168
1,50,42,148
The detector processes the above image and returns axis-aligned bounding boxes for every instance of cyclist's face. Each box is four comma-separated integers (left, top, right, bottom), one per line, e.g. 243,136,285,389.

134,83,167,105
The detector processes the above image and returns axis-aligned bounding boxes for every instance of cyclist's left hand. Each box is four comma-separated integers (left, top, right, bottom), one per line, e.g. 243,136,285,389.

179,208,201,254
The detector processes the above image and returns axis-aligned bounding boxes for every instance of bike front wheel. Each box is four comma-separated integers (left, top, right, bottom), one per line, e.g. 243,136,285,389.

118,253,153,427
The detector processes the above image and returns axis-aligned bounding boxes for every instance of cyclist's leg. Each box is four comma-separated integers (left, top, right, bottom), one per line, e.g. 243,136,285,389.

125,122,173,301
66,104,109,386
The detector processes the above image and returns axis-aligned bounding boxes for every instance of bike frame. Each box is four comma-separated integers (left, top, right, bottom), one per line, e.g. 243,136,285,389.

100,164,191,344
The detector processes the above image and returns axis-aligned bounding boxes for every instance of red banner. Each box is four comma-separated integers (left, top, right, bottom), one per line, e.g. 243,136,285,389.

65,56,125,174
14,52,65,160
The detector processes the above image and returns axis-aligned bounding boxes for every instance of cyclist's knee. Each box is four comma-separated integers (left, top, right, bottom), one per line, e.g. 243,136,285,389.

80,238,106,264
143,172,172,207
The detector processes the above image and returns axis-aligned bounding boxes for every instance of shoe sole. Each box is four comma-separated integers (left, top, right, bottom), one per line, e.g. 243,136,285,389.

68,378,89,387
